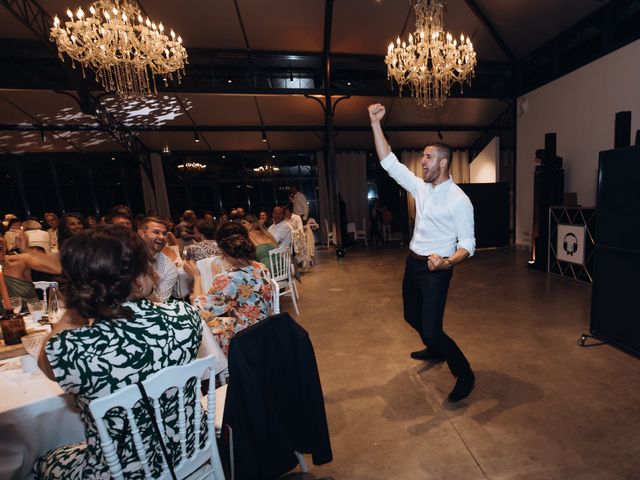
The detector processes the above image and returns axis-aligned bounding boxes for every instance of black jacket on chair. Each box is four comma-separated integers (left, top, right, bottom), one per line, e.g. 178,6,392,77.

222,313,333,480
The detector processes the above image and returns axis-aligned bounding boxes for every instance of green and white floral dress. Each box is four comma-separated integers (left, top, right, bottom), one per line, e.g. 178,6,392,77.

33,299,203,480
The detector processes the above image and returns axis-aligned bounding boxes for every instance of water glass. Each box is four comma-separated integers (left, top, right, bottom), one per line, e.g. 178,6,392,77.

9,297,22,315
27,300,46,322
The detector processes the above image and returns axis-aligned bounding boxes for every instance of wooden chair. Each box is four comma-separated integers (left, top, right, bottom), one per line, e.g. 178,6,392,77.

89,356,225,480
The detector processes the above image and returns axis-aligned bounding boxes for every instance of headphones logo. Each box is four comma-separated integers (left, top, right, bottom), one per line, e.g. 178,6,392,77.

563,233,578,256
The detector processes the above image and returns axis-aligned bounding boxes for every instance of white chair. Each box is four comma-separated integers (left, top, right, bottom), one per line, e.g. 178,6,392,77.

270,277,281,314
196,256,229,293
355,218,368,246
89,356,225,480
323,218,335,248
346,222,356,239
33,281,57,305
268,247,300,315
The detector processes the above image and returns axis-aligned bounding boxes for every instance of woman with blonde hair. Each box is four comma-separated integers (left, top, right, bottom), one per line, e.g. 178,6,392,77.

240,214,277,269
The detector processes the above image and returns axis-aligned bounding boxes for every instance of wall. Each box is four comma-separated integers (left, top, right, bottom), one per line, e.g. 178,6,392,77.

516,39,640,245
470,136,499,183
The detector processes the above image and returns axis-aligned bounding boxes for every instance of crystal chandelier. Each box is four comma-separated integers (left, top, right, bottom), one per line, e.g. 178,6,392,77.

384,0,476,108
177,162,206,172
50,0,188,98
253,164,280,174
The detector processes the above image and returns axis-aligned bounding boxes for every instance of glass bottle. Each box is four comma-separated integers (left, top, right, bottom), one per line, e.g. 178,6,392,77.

47,283,63,324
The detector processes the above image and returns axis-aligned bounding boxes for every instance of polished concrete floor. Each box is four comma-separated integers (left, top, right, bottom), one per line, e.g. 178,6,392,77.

280,245,640,480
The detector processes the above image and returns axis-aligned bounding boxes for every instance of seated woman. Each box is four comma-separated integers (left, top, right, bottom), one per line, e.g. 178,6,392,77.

184,219,222,261
185,222,274,355
35,225,202,479
240,214,277,270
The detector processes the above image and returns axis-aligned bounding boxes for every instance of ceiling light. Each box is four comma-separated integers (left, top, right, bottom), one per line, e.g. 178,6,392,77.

177,162,206,172
385,0,476,108
162,145,170,155
194,131,200,143
261,131,267,142
51,0,187,98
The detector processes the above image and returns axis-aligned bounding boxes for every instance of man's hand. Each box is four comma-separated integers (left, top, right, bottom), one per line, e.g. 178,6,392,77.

427,254,451,271
368,103,386,124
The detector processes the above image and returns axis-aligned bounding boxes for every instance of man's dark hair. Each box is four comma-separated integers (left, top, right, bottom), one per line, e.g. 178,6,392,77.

196,219,217,240
139,216,169,230
429,142,453,169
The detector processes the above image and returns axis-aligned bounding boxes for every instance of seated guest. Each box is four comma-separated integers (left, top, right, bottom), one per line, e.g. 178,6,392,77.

138,217,177,302
86,216,97,227
176,210,197,247
241,214,277,269
0,234,37,303
268,206,293,249
284,204,304,233
108,212,132,229
258,210,272,229
35,225,202,479
44,212,59,252
23,219,52,254
165,217,179,247
4,217,22,252
184,222,274,355
184,219,222,261
57,213,88,249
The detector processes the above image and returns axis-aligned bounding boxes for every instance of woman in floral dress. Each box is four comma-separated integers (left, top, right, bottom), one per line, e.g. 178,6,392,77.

34,225,202,479
185,221,274,355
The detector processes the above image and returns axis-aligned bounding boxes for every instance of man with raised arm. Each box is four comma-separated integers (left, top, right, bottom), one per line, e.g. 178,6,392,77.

368,103,476,402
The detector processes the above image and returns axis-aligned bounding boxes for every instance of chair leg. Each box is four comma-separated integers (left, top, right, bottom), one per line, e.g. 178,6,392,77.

294,451,308,473
289,280,300,314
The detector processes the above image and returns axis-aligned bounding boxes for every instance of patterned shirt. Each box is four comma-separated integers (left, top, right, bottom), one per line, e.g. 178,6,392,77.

154,251,178,301
38,300,202,480
184,240,222,262
194,261,274,355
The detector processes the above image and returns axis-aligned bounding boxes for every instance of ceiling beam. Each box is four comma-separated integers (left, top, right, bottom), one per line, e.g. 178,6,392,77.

463,0,516,62
0,123,487,133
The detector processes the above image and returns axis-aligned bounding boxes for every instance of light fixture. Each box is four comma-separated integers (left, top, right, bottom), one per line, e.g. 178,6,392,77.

50,0,188,98
162,144,171,155
40,130,47,142
261,131,267,142
253,164,280,174
384,0,476,108
177,162,206,172
194,131,200,143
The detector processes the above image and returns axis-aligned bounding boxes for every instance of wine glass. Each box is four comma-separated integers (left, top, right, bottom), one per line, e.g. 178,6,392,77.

9,297,22,315
27,299,46,323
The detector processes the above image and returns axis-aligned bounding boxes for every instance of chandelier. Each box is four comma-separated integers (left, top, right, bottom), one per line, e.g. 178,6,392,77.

253,164,280,174
177,162,206,172
50,0,188,98
384,0,476,108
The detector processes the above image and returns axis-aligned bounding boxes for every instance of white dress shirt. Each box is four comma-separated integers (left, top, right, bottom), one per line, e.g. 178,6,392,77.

268,221,293,248
381,152,475,257
154,251,178,301
291,192,309,220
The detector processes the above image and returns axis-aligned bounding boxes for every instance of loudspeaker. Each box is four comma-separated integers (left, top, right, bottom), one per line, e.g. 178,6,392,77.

614,111,631,149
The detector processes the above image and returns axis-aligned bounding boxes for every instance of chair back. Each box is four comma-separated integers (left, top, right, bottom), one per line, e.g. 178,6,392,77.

269,246,292,284
33,281,57,305
196,256,228,292
89,356,225,480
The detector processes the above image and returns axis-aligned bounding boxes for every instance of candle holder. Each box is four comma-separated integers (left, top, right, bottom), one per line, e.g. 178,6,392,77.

1,311,27,345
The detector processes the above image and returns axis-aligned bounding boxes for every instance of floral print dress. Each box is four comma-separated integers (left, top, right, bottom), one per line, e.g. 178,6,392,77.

33,299,202,480
194,261,274,355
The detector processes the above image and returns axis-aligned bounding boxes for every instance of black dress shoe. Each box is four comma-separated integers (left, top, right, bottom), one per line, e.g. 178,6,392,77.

448,371,475,402
410,348,445,361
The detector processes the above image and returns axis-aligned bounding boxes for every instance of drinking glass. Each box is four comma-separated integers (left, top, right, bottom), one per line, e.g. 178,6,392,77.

27,299,46,323
9,297,22,315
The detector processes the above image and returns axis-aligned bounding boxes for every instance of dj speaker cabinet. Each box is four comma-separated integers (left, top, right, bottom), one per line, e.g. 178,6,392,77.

589,145,640,356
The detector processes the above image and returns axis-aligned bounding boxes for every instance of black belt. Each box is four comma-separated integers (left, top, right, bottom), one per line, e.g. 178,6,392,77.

409,251,449,261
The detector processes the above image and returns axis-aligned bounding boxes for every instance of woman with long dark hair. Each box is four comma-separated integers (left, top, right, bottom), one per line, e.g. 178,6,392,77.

35,225,202,479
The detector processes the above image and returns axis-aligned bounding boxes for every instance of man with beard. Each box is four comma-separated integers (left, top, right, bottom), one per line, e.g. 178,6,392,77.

368,103,476,402
138,217,177,302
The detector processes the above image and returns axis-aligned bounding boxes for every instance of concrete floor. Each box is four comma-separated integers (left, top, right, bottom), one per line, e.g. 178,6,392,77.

280,246,640,480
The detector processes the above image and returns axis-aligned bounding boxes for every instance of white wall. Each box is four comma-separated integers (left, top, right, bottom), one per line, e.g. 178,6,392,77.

470,136,499,183
516,39,640,245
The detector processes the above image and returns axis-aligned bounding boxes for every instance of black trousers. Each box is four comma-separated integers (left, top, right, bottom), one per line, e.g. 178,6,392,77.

402,255,471,378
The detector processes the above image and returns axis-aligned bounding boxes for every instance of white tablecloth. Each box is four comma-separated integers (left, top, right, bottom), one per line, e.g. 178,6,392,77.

0,358,84,480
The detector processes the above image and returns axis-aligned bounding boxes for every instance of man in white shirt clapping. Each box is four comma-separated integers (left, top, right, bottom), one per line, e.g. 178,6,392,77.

369,103,476,403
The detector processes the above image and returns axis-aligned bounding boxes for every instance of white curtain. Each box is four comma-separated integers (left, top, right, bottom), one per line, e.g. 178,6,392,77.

336,152,368,231
316,151,331,228
400,149,470,222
